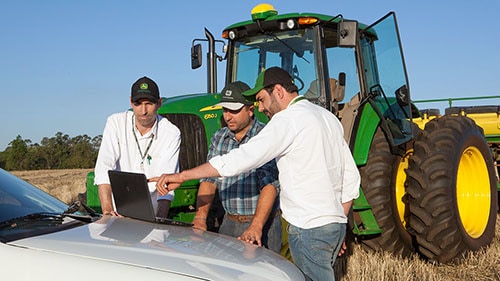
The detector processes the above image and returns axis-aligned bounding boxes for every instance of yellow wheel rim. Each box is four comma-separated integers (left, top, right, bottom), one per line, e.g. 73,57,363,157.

456,146,491,238
395,150,412,228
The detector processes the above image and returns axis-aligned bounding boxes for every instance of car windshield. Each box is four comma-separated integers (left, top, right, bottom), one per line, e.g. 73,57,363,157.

0,168,87,242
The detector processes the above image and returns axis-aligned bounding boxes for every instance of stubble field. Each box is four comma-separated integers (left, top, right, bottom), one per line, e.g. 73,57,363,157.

12,169,500,281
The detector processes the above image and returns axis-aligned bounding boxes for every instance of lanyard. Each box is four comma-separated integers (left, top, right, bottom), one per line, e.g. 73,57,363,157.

288,96,306,107
132,117,154,166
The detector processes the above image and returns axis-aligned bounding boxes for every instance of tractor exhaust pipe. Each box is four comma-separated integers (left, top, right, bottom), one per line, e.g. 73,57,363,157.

204,28,217,94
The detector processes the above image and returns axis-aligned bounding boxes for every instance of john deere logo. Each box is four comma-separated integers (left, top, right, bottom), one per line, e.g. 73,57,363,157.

140,83,148,90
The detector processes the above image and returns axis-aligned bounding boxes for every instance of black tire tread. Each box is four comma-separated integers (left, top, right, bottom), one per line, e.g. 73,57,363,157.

359,127,413,257
406,115,497,263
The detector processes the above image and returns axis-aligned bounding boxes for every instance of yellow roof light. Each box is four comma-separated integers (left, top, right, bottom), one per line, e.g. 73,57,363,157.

251,3,278,21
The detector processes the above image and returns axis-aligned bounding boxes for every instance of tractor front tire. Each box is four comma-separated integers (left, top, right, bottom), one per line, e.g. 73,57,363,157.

359,127,414,257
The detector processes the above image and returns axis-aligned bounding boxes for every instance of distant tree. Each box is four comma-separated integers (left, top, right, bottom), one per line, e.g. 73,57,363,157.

25,144,47,170
91,135,102,152
64,134,97,168
0,150,7,169
2,132,101,171
5,135,30,170
39,132,70,169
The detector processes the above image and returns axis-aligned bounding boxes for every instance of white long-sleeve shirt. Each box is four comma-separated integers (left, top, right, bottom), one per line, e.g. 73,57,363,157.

209,97,360,229
94,111,180,211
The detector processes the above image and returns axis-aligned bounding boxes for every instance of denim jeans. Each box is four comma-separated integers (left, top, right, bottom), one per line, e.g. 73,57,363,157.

219,213,282,253
287,222,346,281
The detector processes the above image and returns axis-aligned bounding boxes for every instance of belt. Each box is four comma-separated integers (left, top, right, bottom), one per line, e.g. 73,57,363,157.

226,210,280,223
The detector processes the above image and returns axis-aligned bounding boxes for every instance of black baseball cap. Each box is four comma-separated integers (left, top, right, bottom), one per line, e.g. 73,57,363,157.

242,67,298,98
131,76,160,103
215,81,253,110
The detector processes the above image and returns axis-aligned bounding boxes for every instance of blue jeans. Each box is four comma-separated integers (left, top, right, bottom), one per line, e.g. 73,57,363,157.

287,222,346,281
219,213,282,253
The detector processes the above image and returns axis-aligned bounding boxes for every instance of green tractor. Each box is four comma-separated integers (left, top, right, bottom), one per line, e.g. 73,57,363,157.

86,3,498,264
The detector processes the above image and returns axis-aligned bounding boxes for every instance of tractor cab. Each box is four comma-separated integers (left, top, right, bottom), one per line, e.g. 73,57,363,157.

219,4,413,154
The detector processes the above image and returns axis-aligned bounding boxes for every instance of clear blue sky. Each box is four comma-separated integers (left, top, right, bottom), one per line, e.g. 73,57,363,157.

2,1,499,151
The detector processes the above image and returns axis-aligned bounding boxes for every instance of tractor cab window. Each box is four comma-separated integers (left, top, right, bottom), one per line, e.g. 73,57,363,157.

323,28,361,105
229,26,361,112
230,29,317,98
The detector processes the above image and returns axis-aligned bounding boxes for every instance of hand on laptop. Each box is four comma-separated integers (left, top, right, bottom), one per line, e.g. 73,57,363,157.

149,173,183,196
103,210,123,217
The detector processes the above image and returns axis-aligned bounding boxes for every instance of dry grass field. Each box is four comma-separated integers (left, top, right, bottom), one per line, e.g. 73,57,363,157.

12,168,92,204
12,169,500,281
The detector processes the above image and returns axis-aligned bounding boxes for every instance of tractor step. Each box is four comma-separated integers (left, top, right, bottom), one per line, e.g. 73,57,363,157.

352,190,383,236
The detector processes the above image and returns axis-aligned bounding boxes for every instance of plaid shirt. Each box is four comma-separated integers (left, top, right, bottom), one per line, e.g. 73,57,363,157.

200,118,279,215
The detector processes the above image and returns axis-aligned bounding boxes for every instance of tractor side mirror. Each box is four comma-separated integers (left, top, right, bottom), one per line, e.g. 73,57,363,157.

338,20,358,47
395,84,410,107
191,44,202,69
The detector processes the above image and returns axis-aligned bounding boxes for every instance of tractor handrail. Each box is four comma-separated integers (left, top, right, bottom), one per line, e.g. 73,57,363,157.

414,95,500,108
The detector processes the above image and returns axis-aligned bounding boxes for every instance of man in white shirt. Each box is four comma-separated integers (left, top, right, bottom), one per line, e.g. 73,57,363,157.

94,76,180,218
152,67,360,281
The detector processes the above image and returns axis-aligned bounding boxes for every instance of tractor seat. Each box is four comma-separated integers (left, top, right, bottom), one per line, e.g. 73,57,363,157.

304,77,345,116
303,78,343,104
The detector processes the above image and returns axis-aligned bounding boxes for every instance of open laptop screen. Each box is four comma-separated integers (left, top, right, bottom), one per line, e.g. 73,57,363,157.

108,170,156,222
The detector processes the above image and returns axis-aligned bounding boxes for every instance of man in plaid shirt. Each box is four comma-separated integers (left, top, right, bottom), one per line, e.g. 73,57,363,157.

192,81,281,253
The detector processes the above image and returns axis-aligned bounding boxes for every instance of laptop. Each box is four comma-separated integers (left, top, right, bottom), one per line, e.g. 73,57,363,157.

107,170,192,226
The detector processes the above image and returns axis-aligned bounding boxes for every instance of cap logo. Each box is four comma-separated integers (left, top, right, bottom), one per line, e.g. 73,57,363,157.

140,83,148,90
224,90,233,97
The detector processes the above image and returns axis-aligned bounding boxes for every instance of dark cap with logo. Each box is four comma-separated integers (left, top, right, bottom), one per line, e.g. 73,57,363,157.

131,76,160,103
215,81,253,110
242,67,298,98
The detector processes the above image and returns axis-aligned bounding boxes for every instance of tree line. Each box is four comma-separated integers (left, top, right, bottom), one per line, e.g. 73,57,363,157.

0,132,102,171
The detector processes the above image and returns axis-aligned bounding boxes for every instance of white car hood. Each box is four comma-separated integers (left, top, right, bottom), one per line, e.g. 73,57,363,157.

9,216,304,281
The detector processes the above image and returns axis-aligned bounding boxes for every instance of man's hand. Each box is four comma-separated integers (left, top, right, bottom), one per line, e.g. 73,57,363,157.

149,173,183,196
238,224,263,247
151,163,221,196
104,210,123,217
338,241,347,256
192,217,208,231
98,184,121,216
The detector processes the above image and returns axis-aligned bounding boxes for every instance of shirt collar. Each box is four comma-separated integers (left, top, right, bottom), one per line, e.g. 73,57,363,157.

287,95,306,109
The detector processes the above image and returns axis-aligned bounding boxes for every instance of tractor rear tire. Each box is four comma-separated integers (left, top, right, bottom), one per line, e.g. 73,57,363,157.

359,127,414,257
406,115,497,263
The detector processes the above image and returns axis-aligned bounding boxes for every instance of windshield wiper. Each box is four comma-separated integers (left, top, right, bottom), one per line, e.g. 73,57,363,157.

0,212,66,230
0,201,101,230
63,201,81,215
64,200,101,218
0,203,100,230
